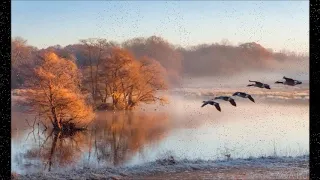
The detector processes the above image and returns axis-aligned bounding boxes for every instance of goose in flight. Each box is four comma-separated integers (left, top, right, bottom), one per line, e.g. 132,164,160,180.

247,80,271,89
232,92,255,103
201,100,221,112
275,76,302,86
214,96,237,107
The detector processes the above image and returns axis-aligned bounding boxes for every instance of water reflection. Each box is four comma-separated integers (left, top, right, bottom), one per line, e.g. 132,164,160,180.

19,128,89,172
91,112,169,166
12,111,170,173
12,95,309,175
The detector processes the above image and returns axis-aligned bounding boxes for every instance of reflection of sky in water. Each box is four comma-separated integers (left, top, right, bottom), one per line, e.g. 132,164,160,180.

11,91,309,174
127,99,308,166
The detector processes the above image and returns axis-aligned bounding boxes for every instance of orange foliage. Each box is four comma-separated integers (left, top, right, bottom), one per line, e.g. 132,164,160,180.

97,48,168,110
18,52,94,129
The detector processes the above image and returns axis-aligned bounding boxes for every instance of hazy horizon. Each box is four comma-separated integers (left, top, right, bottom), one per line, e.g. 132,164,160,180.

11,1,310,178
12,1,309,54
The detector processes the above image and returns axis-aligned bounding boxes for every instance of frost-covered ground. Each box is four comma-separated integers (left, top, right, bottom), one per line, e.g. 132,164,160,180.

14,155,309,180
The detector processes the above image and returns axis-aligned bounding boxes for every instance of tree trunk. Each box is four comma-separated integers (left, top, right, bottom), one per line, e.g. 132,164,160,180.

51,107,61,130
112,95,117,110
127,86,134,110
48,131,60,171
53,120,62,131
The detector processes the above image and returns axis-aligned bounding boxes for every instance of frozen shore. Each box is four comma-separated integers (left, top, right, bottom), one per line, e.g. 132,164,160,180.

14,155,309,180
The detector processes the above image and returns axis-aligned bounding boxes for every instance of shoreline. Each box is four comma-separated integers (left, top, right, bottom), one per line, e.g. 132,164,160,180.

14,155,309,180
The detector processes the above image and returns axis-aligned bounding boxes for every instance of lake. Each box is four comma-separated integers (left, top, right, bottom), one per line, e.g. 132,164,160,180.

11,87,309,175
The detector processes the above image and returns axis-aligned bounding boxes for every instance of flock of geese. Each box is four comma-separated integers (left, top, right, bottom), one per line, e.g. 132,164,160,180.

201,76,303,111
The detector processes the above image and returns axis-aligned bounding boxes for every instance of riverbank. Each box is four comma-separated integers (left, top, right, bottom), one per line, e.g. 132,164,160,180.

14,155,309,180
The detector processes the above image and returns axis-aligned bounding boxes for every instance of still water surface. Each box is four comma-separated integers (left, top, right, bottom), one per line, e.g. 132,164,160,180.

11,94,309,174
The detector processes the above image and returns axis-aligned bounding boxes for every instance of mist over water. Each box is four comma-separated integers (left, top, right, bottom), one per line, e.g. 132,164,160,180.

11,54,309,174
11,82,309,174
11,1,310,177
180,58,309,89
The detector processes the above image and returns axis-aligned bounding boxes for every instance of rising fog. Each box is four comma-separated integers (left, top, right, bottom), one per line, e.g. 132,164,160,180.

11,36,309,90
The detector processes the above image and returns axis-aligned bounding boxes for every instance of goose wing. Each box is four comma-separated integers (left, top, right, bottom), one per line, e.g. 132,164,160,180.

232,92,240,96
229,98,237,106
284,77,295,83
255,82,263,86
201,101,209,107
249,80,263,86
248,95,255,103
214,103,221,112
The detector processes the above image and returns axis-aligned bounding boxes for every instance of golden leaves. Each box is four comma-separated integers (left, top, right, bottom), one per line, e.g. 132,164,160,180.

19,51,94,128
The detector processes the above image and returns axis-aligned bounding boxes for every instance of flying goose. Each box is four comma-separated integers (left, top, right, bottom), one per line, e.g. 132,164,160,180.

275,76,302,86
232,92,255,103
201,100,221,112
247,80,271,89
214,96,237,106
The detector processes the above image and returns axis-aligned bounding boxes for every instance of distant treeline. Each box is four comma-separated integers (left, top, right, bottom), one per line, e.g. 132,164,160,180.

12,36,308,89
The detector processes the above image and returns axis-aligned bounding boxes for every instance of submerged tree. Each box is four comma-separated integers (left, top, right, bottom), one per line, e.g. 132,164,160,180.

18,52,95,130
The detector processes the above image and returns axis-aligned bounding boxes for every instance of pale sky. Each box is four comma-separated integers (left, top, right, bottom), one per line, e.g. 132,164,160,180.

12,1,309,53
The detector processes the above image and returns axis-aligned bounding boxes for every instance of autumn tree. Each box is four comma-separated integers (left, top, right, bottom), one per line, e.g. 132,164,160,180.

122,36,183,86
98,47,168,110
11,37,38,89
79,38,118,104
18,52,94,131
40,45,78,62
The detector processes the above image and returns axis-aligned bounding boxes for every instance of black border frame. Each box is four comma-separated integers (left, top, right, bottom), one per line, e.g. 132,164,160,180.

310,0,320,179
0,0,11,179
0,0,318,179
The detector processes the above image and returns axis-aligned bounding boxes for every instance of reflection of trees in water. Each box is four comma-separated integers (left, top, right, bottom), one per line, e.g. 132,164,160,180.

20,112,170,171
23,129,90,172
91,111,170,166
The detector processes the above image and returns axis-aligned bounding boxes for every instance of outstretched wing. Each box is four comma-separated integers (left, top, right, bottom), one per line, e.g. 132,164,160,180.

283,77,294,82
201,102,208,107
249,80,263,86
214,103,221,112
229,99,237,106
248,95,255,103
255,82,263,86
232,92,240,96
